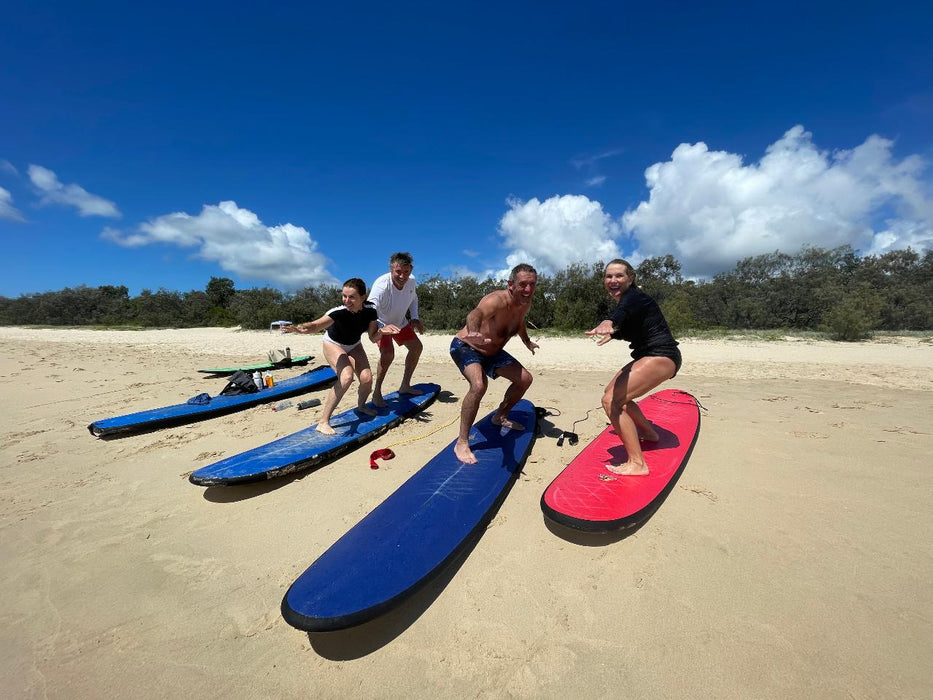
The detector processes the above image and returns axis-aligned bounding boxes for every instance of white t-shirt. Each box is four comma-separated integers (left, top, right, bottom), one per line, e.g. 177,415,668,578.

368,272,419,329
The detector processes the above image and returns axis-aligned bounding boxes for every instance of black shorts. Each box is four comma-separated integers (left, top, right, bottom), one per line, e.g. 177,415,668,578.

633,345,682,377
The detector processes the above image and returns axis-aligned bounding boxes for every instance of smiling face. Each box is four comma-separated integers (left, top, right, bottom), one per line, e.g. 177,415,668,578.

389,262,413,290
604,262,634,302
342,285,364,312
507,271,537,307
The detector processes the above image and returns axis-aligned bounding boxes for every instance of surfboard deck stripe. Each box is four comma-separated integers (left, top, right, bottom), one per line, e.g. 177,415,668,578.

188,383,441,486
281,399,537,632
87,366,336,438
541,389,700,532
197,355,313,375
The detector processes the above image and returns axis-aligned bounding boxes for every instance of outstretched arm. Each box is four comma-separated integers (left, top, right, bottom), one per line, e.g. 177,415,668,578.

584,320,615,346
462,293,505,345
284,314,334,335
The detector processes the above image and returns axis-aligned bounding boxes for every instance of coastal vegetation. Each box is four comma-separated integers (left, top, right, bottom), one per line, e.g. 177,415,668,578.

2,246,931,341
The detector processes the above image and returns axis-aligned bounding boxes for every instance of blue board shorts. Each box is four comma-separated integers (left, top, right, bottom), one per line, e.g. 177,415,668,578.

450,337,518,379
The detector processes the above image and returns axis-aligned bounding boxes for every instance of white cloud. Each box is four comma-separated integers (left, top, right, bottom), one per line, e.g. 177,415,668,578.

28,165,121,218
497,194,623,276
444,264,497,280
0,187,25,222
1,160,18,176
622,125,933,277
571,148,623,189
102,200,338,289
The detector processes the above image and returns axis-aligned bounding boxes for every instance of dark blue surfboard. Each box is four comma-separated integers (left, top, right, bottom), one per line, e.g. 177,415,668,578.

87,366,336,438
189,383,441,486
281,399,537,632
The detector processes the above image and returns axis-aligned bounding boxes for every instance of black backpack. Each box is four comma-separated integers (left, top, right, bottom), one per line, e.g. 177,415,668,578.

220,370,259,396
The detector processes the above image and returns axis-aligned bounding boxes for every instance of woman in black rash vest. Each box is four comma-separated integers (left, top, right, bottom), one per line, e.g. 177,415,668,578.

285,278,400,435
585,259,682,476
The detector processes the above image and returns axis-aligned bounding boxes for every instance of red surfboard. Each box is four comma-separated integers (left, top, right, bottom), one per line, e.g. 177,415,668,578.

541,389,701,532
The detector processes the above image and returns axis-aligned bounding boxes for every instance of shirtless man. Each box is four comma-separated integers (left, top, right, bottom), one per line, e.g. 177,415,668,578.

449,263,539,464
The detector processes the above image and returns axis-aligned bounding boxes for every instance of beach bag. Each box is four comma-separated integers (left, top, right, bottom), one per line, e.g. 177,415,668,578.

267,347,292,364
220,370,259,396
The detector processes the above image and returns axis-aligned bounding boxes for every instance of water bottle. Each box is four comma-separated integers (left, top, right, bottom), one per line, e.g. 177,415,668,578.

273,400,293,412
253,371,263,390
297,398,321,410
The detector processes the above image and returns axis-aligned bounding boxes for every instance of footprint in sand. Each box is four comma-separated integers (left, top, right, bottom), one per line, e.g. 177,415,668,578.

680,485,719,502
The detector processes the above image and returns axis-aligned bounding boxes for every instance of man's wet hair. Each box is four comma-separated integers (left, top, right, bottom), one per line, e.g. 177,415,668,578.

390,252,413,267
509,263,537,282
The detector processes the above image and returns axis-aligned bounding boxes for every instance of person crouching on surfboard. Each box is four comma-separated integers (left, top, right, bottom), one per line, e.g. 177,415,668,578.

285,278,401,435
449,263,540,464
368,251,425,408
586,259,682,476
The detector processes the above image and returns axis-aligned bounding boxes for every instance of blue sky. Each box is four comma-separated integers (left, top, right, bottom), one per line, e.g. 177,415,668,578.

2,1,931,297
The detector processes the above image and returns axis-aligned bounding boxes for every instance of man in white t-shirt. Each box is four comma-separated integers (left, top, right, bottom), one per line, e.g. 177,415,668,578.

369,252,425,406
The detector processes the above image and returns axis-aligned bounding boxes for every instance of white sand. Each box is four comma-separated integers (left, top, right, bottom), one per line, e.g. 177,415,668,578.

1,327,931,698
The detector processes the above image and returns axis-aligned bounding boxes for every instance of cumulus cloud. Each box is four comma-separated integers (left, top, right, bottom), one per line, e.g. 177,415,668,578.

28,165,121,218
0,187,25,222
497,194,623,275
102,200,338,289
623,125,933,277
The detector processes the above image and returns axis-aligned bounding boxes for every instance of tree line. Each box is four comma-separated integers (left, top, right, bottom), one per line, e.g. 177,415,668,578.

1,246,931,340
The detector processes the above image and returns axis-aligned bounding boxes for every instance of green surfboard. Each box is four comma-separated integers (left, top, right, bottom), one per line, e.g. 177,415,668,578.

198,355,313,376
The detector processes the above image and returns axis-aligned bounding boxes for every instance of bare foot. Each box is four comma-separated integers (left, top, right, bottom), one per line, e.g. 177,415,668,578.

492,414,524,432
606,461,649,476
357,405,378,417
640,428,660,442
454,441,478,464
372,394,387,408
399,386,423,396
316,423,336,436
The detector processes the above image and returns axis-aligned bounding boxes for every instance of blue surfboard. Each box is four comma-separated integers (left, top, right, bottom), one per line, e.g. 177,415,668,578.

88,366,337,438
280,399,537,632
189,383,441,486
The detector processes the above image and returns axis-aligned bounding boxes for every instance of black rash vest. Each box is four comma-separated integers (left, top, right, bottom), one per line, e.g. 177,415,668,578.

325,302,378,345
606,285,679,360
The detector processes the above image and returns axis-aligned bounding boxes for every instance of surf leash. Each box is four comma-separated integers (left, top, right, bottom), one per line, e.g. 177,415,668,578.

557,407,604,447
366,414,459,469
649,390,708,412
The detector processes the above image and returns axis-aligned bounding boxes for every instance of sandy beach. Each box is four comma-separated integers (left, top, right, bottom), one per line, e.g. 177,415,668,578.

1,326,931,699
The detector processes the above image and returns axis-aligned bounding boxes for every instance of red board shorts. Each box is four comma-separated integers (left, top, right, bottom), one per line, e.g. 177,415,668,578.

377,323,417,350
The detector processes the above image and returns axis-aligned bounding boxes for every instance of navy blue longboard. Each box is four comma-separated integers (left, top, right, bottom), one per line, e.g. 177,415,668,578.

87,366,336,438
281,399,537,632
189,383,441,486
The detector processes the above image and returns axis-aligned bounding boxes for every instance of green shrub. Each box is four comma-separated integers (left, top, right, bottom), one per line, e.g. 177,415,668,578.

822,285,883,341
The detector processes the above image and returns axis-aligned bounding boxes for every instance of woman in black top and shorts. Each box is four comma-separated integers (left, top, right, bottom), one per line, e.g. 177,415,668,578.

286,278,400,434
586,259,682,475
